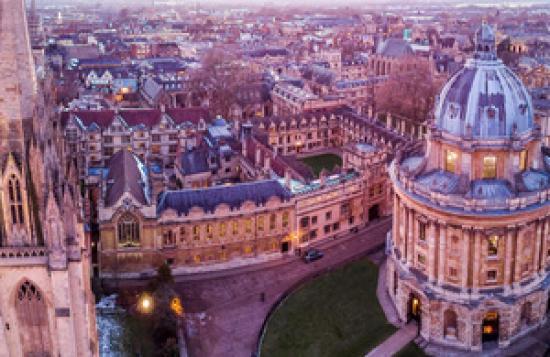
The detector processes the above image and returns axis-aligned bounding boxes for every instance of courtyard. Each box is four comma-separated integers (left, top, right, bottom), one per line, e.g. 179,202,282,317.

260,258,397,357
299,153,343,177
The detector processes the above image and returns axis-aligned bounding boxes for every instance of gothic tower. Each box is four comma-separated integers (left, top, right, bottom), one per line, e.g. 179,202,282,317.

0,0,98,356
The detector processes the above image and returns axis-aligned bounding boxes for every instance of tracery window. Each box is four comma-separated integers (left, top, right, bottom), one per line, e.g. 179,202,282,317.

8,175,24,225
16,280,51,355
117,214,140,248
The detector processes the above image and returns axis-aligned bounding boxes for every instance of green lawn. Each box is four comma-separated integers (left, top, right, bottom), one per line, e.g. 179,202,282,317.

260,259,397,357
299,153,342,178
394,342,426,357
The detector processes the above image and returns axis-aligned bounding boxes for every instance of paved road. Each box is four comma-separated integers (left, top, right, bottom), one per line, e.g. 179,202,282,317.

175,218,392,357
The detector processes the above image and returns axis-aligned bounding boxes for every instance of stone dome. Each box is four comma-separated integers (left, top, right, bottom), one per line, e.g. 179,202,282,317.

434,25,534,139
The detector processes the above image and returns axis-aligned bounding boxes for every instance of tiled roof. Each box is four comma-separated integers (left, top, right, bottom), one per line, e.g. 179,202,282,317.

119,109,162,127
73,110,116,128
166,107,210,125
157,180,291,215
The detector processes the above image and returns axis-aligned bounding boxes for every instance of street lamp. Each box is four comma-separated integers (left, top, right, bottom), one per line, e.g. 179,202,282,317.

137,292,154,315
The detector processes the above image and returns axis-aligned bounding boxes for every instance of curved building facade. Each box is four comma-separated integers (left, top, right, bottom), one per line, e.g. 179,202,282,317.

386,24,550,351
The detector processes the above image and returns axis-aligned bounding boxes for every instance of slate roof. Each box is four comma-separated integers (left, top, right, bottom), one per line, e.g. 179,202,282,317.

377,38,414,58
180,149,210,175
105,150,149,207
119,109,162,127
157,180,292,215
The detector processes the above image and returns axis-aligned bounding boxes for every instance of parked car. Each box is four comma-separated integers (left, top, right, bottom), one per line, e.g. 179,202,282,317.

303,248,324,263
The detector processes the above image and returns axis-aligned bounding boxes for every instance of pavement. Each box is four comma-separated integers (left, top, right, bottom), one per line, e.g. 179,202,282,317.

366,322,418,357
175,218,392,357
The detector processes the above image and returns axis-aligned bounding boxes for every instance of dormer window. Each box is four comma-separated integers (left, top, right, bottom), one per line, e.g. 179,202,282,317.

487,107,496,119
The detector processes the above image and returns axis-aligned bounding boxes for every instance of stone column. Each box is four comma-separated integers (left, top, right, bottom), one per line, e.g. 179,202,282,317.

428,220,437,284
461,227,471,293
472,229,482,294
534,219,543,275
513,227,522,287
504,227,514,291
438,223,447,286
400,203,407,264
392,195,399,249
407,208,415,266
541,218,549,274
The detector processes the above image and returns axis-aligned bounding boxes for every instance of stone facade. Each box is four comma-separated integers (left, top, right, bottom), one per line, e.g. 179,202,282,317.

0,1,98,355
386,24,550,352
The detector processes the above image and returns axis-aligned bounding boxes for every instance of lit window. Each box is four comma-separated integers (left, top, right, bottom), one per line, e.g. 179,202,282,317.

519,150,528,172
418,254,426,265
488,235,499,257
445,151,458,173
206,224,213,238
483,156,497,179
245,219,252,233
193,225,200,240
232,221,239,235
219,223,226,237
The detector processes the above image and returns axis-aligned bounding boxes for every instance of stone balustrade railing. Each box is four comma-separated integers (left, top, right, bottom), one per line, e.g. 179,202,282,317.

391,161,550,212
0,246,48,261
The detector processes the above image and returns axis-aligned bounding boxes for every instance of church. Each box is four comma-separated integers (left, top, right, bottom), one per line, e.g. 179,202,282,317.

0,0,98,355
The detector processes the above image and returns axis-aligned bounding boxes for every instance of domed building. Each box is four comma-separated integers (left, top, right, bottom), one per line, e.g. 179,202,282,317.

386,23,550,351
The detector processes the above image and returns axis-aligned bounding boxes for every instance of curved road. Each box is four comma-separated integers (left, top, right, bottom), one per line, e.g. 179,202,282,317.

176,218,391,357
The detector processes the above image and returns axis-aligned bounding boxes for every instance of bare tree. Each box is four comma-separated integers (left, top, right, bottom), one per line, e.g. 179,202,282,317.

187,48,251,118
374,57,443,123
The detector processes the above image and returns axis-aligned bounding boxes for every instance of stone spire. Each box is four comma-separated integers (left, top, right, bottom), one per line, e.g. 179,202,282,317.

0,0,37,155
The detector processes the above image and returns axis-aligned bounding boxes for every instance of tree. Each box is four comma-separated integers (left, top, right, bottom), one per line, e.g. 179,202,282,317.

187,48,251,118
374,56,443,123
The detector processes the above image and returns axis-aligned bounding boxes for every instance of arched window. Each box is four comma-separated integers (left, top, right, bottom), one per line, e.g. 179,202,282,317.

8,175,24,225
117,214,140,248
444,309,458,338
16,280,52,355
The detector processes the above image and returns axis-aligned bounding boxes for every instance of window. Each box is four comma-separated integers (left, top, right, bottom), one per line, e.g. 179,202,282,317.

519,150,528,172
282,212,289,228
117,214,140,248
333,222,340,231
219,223,226,237
300,217,309,228
257,216,264,231
206,224,213,238
325,211,332,220
122,135,131,143
232,221,239,235
311,216,318,225
487,270,497,282
193,225,200,240
482,156,497,179
179,227,186,241
152,134,160,142
324,225,331,234
8,175,24,225
310,230,317,239
270,214,276,230
419,222,426,241
418,254,426,265
449,267,457,278
487,235,499,257
445,150,458,173
245,219,252,233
